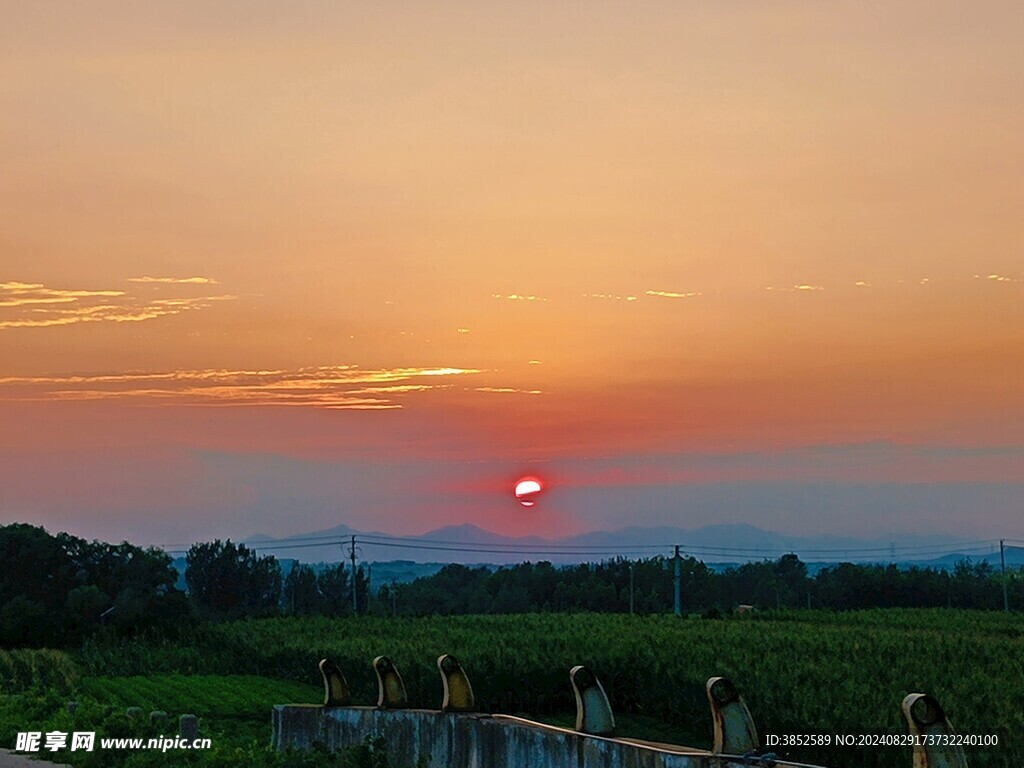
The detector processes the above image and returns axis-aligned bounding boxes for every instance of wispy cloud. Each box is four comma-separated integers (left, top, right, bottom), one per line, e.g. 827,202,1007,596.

0,365,484,410
0,279,234,330
0,281,126,308
474,387,544,395
128,276,219,284
492,293,549,302
489,274,1018,307
645,289,701,299
584,293,638,301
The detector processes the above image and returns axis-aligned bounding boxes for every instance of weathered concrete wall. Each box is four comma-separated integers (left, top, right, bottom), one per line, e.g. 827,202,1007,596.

272,706,720,768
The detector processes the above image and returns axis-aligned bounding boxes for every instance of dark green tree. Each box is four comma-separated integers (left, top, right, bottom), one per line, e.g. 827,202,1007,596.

185,539,282,618
283,563,321,615
0,523,186,646
316,563,351,616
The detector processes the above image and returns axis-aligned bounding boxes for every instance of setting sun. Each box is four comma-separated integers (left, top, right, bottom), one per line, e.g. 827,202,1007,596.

514,478,544,508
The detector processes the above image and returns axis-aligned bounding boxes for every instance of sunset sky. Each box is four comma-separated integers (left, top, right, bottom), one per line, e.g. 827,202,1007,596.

2,1,1022,547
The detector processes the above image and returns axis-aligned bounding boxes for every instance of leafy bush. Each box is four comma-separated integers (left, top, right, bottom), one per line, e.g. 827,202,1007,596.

0,648,78,694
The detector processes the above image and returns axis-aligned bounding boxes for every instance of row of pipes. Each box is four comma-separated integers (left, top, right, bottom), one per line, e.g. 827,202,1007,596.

316,654,968,767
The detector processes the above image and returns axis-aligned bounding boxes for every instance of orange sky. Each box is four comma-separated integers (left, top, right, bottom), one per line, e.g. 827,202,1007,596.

1,1,1022,545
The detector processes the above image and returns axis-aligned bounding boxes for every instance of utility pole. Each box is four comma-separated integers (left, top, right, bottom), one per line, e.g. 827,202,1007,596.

1001,539,1009,612
629,562,635,615
350,535,358,614
674,545,681,617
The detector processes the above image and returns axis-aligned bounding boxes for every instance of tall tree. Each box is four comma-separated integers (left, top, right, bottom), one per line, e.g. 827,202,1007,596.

0,523,186,646
283,563,321,615
185,540,282,618
316,563,351,616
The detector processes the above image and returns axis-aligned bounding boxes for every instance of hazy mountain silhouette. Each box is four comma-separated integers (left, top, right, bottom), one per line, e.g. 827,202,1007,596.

237,521,986,567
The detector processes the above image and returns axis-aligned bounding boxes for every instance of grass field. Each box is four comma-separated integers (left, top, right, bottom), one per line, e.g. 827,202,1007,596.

191,609,1021,767
0,670,330,767
2,609,1021,767
77,674,321,719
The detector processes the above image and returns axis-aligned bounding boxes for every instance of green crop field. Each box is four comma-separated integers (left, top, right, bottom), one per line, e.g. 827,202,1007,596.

77,675,320,719
191,610,1021,768
0,669,381,767
0,649,79,695
3,610,1021,767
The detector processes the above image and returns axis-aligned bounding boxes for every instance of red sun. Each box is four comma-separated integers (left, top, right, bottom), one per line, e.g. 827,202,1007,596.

514,477,543,507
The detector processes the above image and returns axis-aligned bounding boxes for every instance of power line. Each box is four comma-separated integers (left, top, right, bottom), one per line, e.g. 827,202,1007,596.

161,533,1012,562
354,531,999,555
680,542,999,557
164,539,673,558
158,531,672,554
166,532,1002,556
360,533,670,551
353,533,1000,556
357,540,677,557
706,539,997,554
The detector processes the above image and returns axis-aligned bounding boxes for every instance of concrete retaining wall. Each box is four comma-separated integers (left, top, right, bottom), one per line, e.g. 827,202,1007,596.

272,705,719,768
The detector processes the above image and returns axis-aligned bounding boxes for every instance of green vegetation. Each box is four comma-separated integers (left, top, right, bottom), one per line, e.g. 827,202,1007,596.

0,524,189,646
2,524,1022,767
76,675,320,719
191,611,1019,767
0,611,1004,767
382,554,1021,616
0,649,78,695
0,667,410,767
185,539,368,620
6,524,1021,651
0,611,1020,766
186,541,284,619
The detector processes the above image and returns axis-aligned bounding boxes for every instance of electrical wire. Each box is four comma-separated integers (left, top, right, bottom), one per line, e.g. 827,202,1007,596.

162,533,1008,563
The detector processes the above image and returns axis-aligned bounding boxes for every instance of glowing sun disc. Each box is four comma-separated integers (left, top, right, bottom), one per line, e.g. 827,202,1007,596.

514,477,543,507
514,479,542,498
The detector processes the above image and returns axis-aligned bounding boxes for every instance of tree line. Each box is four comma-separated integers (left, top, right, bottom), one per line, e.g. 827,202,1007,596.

182,539,370,619
379,553,1021,616
0,523,188,646
0,525,372,647
1,523,1020,648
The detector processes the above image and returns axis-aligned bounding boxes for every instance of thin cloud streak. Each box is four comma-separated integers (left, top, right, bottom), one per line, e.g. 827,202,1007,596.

645,289,701,299
474,387,544,394
492,293,549,302
128,276,219,284
584,293,638,301
0,279,234,330
0,365,486,410
0,281,126,309
480,273,1019,310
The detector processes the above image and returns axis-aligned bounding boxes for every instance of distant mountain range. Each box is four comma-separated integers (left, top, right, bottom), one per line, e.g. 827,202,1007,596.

230,522,1019,570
